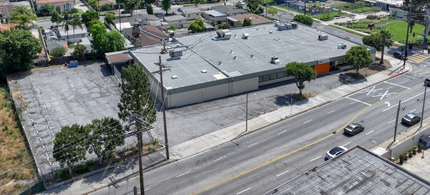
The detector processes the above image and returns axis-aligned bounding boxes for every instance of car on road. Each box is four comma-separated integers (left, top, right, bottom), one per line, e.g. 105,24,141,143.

344,123,364,136
402,113,421,126
326,146,347,160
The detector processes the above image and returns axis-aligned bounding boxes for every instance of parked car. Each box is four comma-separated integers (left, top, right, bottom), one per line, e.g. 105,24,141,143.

425,77,430,86
326,146,347,160
393,51,403,59
402,113,421,126
344,123,364,136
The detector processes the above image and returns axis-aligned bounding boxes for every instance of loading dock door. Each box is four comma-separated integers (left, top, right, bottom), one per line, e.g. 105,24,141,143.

313,62,330,74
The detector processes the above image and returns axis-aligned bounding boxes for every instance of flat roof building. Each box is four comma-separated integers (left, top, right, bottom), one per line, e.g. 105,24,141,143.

266,146,430,195
127,23,375,108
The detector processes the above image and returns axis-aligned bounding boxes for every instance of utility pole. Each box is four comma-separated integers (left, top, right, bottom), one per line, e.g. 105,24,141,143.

245,93,248,132
403,1,412,69
394,100,401,142
304,1,306,16
131,114,146,195
421,82,427,128
153,56,171,160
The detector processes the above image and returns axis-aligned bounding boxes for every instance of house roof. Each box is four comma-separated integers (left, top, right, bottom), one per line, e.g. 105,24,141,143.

57,26,87,36
0,23,18,32
46,37,67,52
212,5,247,15
228,13,273,25
164,15,187,22
266,146,430,195
178,7,202,14
106,52,132,63
204,10,225,17
36,0,73,4
123,27,163,47
112,15,160,25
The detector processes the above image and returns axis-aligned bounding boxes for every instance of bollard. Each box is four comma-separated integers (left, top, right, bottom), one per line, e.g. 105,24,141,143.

422,150,425,159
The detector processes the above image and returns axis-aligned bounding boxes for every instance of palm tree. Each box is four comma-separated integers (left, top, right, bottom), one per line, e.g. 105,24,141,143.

71,14,83,39
9,6,37,30
63,13,71,43
378,29,394,64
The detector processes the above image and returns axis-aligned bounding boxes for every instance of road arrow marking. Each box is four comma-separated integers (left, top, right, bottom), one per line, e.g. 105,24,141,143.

385,102,390,107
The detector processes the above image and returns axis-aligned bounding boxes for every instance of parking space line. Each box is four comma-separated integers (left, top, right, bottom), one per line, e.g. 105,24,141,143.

367,86,375,96
342,142,351,147
303,119,312,124
366,130,374,135
310,156,321,162
237,188,251,195
276,170,289,177
388,119,395,124
410,109,416,113
345,97,371,106
383,81,410,89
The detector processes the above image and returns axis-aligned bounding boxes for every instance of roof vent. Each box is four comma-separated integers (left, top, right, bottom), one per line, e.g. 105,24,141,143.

270,56,280,64
230,49,233,53
233,56,237,60
216,29,231,40
218,61,222,65
250,54,254,58
171,75,178,79
318,34,328,41
201,70,207,73
242,33,249,39
338,43,347,49
269,31,273,34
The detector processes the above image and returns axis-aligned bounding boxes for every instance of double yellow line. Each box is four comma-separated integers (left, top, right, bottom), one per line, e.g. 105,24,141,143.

192,80,422,195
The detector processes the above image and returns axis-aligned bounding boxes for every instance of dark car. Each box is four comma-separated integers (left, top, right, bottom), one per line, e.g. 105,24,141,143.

425,77,430,86
402,113,421,126
393,51,403,59
344,123,364,136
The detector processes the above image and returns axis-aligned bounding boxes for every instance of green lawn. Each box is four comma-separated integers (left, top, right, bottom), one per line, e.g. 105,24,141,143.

312,11,349,20
380,21,428,43
77,9,84,14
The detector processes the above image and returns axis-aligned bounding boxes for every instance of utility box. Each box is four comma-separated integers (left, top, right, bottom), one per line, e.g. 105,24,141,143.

318,34,328,40
420,135,430,148
69,60,78,68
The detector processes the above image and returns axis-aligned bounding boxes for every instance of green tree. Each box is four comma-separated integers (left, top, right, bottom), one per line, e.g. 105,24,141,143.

88,0,98,9
167,25,176,31
39,4,53,16
10,6,37,30
53,124,91,174
105,13,116,24
71,14,83,37
188,18,205,32
376,29,394,64
161,0,172,15
121,0,142,16
217,23,231,29
103,31,126,52
51,10,63,27
0,29,42,79
90,23,125,56
267,8,278,19
81,11,99,26
63,12,71,42
89,20,104,28
147,5,153,14
73,43,87,60
90,22,107,55
285,62,317,95
118,63,157,129
235,3,243,9
248,2,263,14
243,18,252,26
293,15,313,26
88,117,125,165
345,46,373,76
51,46,67,57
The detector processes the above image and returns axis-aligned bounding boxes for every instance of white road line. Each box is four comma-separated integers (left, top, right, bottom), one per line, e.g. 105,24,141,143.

214,156,226,162
398,80,408,84
367,86,375,96
237,188,251,195
345,97,371,106
144,188,150,191
342,142,351,147
327,110,335,114
388,119,395,124
303,119,312,124
248,142,259,147
384,81,410,89
175,171,190,178
350,102,356,105
366,130,375,135
380,90,388,100
276,170,290,177
310,156,321,162
383,89,430,112
410,109,416,113
277,130,287,135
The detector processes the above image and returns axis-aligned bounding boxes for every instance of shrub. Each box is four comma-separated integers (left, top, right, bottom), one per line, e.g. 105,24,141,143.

367,15,378,20
293,15,313,26
105,13,116,24
147,5,153,14
51,46,67,57
39,27,45,34
101,3,114,11
71,8,78,14
418,143,425,150
72,164,92,175
56,169,71,180
167,25,176,31
399,154,404,163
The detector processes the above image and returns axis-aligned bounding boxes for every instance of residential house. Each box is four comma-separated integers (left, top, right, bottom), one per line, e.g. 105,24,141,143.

202,10,226,25
45,36,67,54
123,25,168,47
176,7,202,21
36,0,75,14
112,15,161,31
56,26,88,42
212,5,247,16
227,13,272,27
163,15,188,28
0,23,18,32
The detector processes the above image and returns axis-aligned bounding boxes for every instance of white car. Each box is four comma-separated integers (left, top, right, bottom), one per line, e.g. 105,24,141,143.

325,146,347,160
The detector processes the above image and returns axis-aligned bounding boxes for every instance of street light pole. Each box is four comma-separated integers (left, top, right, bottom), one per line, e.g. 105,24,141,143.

394,100,401,142
421,82,427,128
245,93,248,132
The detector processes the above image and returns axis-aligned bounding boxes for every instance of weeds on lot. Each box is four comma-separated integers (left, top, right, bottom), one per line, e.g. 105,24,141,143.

291,93,316,101
0,84,37,194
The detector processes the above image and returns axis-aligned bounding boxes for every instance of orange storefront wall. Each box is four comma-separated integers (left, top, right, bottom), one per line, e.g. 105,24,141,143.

313,62,330,74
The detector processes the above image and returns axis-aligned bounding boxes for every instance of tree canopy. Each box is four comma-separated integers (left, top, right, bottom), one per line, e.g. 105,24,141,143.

39,4,53,16
90,23,125,56
51,46,67,57
0,29,42,80
188,18,205,32
161,0,172,15
10,6,37,29
267,8,278,18
51,10,62,26
345,46,374,75
81,11,99,26
73,43,87,60
243,18,252,26
285,62,317,95
248,2,263,14
105,13,116,24
71,14,83,36
362,30,393,64
293,15,313,26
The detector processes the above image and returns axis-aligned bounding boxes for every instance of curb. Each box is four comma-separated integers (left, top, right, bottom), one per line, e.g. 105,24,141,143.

389,69,409,79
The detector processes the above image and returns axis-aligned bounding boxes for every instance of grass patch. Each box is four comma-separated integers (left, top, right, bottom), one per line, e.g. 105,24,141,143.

0,84,37,194
329,2,373,13
291,92,315,101
328,25,364,36
380,21,429,44
99,10,119,15
77,9,84,14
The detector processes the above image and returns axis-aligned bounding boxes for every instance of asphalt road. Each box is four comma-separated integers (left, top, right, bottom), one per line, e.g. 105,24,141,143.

91,59,430,195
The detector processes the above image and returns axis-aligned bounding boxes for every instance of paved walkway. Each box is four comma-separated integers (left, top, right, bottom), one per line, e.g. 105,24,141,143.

74,0,90,13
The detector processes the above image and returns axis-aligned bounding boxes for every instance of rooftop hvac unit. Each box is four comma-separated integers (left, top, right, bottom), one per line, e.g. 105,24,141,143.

270,56,280,64
285,23,293,29
318,34,328,40
277,24,287,31
291,22,298,28
169,48,184,58
242,33,249,39
338,43,347,49
216,29,232,39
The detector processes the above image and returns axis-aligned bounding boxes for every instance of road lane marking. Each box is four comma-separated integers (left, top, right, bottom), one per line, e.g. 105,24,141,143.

398,80,408,85
366,130,374,135
191,83,424,195
276,170,289,177
277,130,287,135
303,119,312,124
384,81,410,89
237,188,251,195
342,142,351,147
383,89,430,112
176,171,190,178
388,119,395,124
367,86,375,96
214,156,226,162
248,142,259,148
345,97,371,106
380,90,388,100
410,109,416,113
327,110,335,114
145,188,150,191
310,156,321,162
